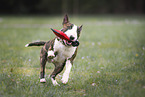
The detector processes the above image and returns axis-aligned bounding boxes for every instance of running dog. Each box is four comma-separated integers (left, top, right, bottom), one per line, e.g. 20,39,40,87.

25,15,82,86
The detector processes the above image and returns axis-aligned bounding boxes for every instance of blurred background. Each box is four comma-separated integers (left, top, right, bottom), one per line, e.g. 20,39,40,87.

0,0,145,15
0,1,145,96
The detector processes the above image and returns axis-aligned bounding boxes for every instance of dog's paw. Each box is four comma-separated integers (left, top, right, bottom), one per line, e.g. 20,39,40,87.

61,77,68,84
51,78,60,86
40,78,46,83
53,82,60,86
48,55,55,59
47,51,55,59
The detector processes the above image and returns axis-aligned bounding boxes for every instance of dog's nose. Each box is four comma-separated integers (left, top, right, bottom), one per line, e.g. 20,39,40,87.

72,41,79,47
70,35,75,41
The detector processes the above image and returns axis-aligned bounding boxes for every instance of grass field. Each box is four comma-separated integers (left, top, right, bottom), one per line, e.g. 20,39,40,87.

0,15,145,97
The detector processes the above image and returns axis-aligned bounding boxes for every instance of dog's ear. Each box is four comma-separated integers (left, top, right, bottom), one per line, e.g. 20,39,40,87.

77,25,83,38
63,14,69,24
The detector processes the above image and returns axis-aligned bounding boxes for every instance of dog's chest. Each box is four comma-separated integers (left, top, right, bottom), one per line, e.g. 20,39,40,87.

53,39,76,62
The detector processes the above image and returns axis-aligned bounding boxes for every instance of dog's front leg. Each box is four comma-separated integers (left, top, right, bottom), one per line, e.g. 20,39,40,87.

47,50,55,63
61,60,72,84
47,50,55,58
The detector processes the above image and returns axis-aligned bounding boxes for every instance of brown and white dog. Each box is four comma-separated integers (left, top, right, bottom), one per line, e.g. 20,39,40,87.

25,15,82,86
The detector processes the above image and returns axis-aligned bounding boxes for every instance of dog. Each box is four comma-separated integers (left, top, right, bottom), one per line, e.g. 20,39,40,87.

25,15,82,86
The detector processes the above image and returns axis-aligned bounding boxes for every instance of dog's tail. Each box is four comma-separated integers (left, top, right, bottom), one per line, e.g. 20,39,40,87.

25,41,46,47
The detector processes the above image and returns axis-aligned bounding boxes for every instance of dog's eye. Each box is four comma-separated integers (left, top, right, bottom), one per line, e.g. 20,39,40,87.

70,35,75,40
67,24,74,30
68,26,72,29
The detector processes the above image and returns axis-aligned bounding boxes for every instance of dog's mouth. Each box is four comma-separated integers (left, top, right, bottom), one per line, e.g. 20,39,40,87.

64,40,79,47
51,28,79,47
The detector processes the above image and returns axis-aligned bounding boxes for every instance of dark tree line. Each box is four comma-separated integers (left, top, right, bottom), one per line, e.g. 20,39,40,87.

0,0,145,14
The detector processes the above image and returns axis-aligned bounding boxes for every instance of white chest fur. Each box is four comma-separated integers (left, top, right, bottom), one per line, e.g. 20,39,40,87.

53,39,77,63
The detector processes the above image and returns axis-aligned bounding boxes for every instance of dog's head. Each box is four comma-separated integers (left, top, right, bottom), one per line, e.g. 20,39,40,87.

60,14,82,47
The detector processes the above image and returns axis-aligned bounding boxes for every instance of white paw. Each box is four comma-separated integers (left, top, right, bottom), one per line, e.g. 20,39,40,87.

51,78,60,86
53,82,60,86
40,78,46,83
47,51,55,59
61,76,68,84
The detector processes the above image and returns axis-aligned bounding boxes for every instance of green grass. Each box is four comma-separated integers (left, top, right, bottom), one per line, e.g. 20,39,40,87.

0,15,145,97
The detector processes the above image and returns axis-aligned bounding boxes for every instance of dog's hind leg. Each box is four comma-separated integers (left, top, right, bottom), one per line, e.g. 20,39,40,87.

50,60,66,86
40,57,47,83
40,49,47,83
